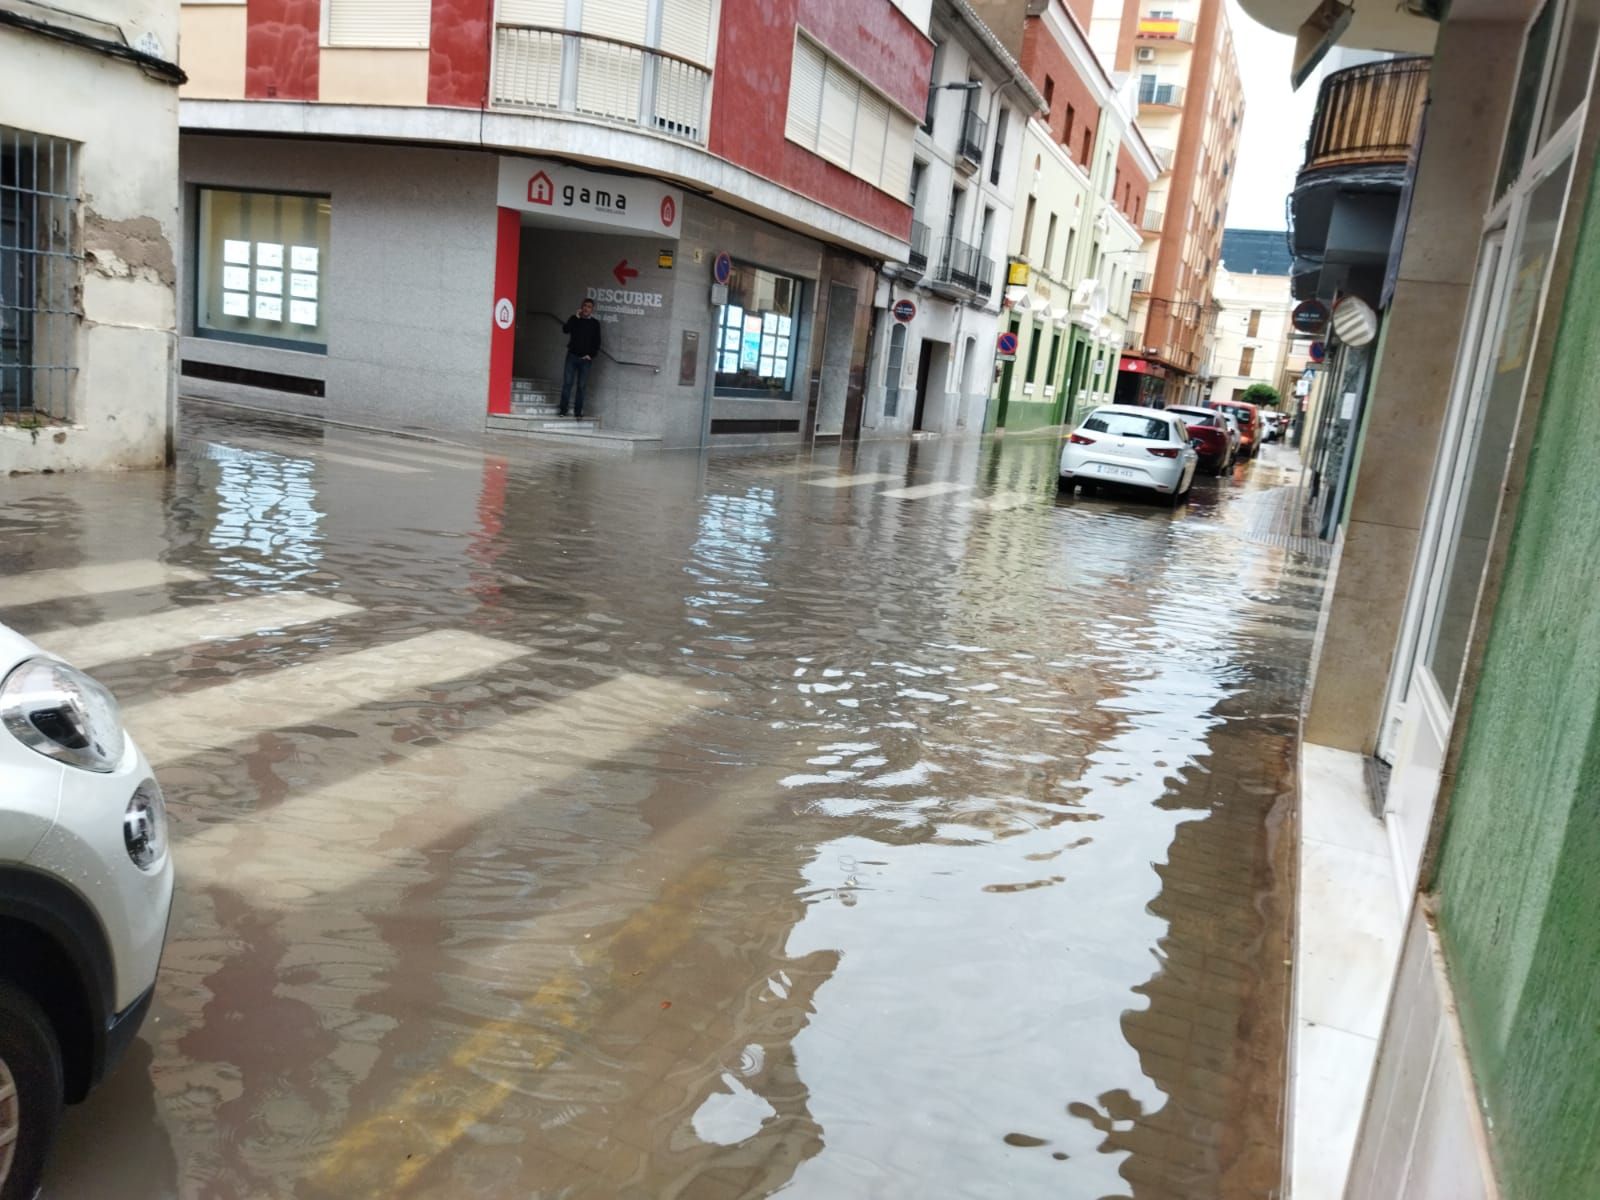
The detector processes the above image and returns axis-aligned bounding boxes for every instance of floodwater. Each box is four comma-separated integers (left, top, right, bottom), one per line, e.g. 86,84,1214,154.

3,404,1329,1199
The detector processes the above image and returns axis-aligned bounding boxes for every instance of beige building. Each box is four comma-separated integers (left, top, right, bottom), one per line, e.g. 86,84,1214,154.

1088,0,1243,406
1210,228,1295,405
0,2,183,472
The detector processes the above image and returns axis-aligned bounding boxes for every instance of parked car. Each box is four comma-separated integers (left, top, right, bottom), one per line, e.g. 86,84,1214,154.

1167,405,1237,475
1205,398,1263,458
1260,411,1285,443
1059,405,1199,504
0,623,173,1200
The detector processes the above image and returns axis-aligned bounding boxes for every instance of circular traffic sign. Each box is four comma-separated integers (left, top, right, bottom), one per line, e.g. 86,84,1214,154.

892,299,916,322
996,330,1019,356
1309,340,1326,362
712,251,733,286
1292,298,1331,334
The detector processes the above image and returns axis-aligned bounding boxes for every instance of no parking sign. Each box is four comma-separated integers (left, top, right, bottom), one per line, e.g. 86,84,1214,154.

996,330,1019,362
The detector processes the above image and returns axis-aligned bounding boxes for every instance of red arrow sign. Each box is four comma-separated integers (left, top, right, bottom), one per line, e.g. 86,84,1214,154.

613,259,639,287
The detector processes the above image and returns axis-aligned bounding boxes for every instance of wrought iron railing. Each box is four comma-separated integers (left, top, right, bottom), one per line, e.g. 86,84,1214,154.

1137,80,1185,108
958,107,987,167
1,127,78,423
492,25,712,144
975,256,996,299
935,237,981,291
908,221,930,274
1304,56,1430,170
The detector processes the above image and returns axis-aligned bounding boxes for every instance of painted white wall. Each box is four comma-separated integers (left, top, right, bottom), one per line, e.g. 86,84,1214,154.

1210,265,1293,400
0,4,181,472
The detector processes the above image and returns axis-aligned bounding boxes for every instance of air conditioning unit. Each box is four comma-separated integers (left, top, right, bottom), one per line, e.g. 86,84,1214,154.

1137,47,1157,63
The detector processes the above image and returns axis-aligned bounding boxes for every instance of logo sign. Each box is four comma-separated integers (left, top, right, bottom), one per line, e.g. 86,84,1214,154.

996,330,1019,361
658,250,674,270
712,251,733,286
1007,261,1031,286
1309,340,1326,362
892,299,917,323
1291,298,1331,334
1332,296,1379,346
493,297,515,330
498,157,683,239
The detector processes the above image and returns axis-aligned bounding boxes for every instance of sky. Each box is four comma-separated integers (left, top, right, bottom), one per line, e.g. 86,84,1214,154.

1223,0,1317,232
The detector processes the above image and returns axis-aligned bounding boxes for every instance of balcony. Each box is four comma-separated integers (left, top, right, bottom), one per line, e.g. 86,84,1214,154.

976,256,996,299
1153,145,1175,173
1141,208,1165,236
935,237,981,292
1290,56,1431,303
907,221,930,276
492,24,712,144
957,108,988,169
1136,16,1197,41
1138,80,1185,109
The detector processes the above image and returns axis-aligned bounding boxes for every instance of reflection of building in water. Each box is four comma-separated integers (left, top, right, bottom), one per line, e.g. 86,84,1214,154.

203,446,324,584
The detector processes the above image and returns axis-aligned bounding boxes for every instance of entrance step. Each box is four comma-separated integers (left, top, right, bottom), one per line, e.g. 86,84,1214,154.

510,402,563,417
485,412,662,453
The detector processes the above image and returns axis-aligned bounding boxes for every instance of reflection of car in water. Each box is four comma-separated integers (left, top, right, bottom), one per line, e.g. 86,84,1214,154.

1059,405,1200,505
1166,405,1237,475
0,623,173,1200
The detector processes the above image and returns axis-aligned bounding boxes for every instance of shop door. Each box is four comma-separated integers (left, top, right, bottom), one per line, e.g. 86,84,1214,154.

815,283,856,438
913,340,936,430
1383,147,1575,893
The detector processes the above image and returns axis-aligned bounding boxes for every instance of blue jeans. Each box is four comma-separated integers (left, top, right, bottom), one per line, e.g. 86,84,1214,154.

560,352,592,417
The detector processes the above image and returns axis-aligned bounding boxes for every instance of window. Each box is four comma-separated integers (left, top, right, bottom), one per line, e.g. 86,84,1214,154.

714,261,802,398
1064,103,1076,148
1081,127,1091,166
1044,328,1063,387
1238,346,1255,375
1042,213,1057,271
990,109,1008,186
787,35,914,197
1084,411,1172,440
979,206,995,258
1246,308,1261,337
0,128,77,421
884,320,907,416
1024,322,1043,384
1020,195,1037,258
327,0,431,47
196,188,331,351
922,41,945,131
909,160,925,215
1061,226,1076,277
1043,76,1055,109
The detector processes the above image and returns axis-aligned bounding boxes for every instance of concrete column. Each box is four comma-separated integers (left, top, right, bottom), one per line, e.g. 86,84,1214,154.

1303,19,1525,753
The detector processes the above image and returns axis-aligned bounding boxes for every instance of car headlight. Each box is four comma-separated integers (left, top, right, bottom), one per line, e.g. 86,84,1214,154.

0,656,127,773
124,779,167,870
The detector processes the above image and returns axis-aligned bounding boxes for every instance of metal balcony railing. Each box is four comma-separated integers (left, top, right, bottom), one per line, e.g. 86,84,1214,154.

1138,80,1185,108
907,221,930,274
1141,208,1165,234
976,256,996,299
958,107,987,167
1303,56,1430,170
492,24,712,144
935,237,981,291
1136,16,1196,41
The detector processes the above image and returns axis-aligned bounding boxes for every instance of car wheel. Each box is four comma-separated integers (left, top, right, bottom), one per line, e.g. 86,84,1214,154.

0,982,64,1200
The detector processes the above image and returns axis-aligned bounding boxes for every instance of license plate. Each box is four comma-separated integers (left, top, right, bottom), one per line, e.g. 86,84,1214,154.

1097,464,1136,479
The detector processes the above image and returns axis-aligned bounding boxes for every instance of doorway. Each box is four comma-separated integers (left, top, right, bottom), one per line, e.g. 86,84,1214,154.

815,282,857,437
912,339,949,431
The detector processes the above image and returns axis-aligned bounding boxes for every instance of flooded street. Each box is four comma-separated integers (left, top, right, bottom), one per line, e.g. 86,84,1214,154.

4,404,1327,1199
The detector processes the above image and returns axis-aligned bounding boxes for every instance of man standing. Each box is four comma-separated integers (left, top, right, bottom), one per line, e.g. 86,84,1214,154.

560,298,602,419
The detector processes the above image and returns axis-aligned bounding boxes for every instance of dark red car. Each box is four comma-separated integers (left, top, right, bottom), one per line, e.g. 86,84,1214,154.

1205,398,1263,459
1167,405,1237,475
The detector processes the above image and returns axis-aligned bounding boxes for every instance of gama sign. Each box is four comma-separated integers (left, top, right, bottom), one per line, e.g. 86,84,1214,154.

498,157,683,239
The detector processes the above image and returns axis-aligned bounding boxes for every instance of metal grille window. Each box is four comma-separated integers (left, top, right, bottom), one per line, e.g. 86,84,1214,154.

1,127,78,422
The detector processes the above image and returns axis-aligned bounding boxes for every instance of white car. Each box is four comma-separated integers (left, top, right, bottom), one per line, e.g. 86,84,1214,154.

0,623,172,1200
1059,405,1200,504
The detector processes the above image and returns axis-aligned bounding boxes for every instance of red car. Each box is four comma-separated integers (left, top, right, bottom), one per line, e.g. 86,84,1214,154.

1205,398,1263,459
1167,405,1237,475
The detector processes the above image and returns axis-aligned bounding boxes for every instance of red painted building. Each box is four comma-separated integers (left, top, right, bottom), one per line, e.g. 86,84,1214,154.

178,0,937,446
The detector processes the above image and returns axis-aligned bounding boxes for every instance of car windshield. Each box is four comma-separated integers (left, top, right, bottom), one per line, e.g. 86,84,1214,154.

1083,412,1174,441
1170,409,1218,426
1216,405,1252,424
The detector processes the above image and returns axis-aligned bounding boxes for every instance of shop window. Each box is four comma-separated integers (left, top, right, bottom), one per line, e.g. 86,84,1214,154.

196,188,331,351
715,262,802,399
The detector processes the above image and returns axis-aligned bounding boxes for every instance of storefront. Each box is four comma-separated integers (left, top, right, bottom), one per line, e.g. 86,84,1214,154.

1112,355,1167,406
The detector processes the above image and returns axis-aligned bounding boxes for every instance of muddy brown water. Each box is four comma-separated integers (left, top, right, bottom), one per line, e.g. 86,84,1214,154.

4,407,1327,1199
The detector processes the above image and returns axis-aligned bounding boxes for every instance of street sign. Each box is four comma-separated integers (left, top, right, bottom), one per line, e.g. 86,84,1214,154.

712,251,733,285
1292,298,1331,334
996,330,1019,361
1007,261,1031,286
1093,359,1107,374
892,299,917,322
1309,340,1326,362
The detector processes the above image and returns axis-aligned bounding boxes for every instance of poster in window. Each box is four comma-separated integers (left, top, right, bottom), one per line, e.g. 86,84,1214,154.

759,356,777,377
777,315,792,335
223,265,250,292
224,239,251,265
289,300,318,326
255,269,283,296
720,352,738,373
291,245,319,273
290,273,318,299
724,305,744,331
256,243,284,268
741,315,763,370
222,292,250,317
722,328,741,351
762,312,778,333
255,295,283,321
776,336,790,358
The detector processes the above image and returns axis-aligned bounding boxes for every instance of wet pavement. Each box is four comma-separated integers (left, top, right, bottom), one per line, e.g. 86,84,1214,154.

3,404,1328,1199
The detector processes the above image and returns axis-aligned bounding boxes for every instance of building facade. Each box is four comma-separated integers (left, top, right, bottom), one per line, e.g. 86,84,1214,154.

1233,0,1600,1197
1089,0,1243,407
975,0,1156,431
1210,228,1295,406
863,0,1043,438
1,1,183,473
175,0,933,450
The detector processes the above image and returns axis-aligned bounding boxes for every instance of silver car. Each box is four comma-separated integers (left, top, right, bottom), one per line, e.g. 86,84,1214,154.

1059,405,1199,504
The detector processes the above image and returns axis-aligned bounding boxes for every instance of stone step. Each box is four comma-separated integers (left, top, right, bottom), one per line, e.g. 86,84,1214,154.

510,402,562,417
511,378,561,394
485,413,662,454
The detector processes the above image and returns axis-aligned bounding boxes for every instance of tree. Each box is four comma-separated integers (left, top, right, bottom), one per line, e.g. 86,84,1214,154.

1241,383,1281,408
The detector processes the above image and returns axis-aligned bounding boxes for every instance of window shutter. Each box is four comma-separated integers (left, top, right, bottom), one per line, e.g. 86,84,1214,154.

881,114,915,199
658,0,713,64
499,0,565,23
786,37,825,151
851,89,889,184
817,59,858,168
576,0,648,121
327,0,431,48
